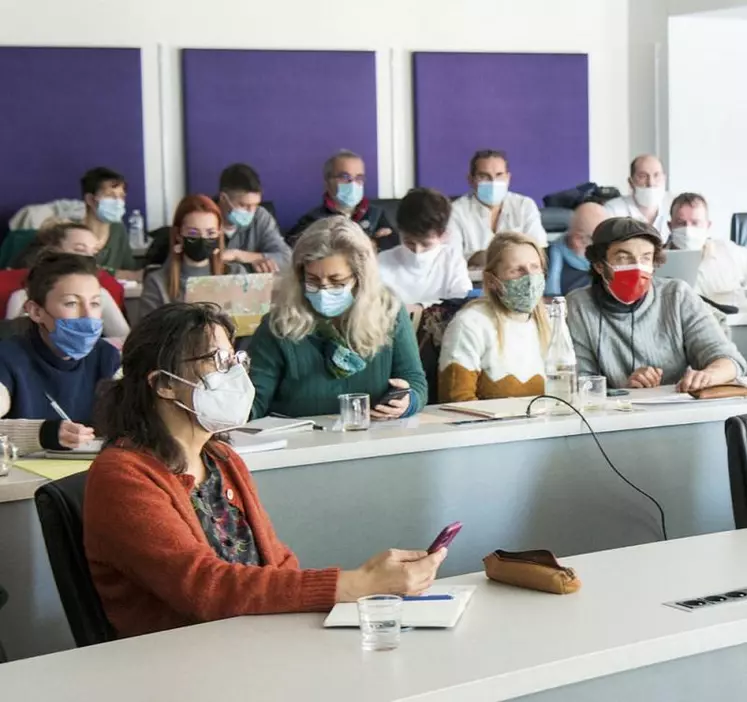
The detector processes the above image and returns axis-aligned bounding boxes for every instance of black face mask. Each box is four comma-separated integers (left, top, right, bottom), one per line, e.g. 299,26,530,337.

182,237,218,263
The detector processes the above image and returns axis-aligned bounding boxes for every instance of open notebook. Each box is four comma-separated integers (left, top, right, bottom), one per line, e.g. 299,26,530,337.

323,585,476,629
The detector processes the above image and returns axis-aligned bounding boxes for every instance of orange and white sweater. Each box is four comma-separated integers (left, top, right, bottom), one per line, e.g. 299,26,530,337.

438,301,545,402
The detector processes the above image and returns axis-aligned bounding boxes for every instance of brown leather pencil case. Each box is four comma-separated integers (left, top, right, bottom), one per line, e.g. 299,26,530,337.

689,384,747,400
483,549,581,595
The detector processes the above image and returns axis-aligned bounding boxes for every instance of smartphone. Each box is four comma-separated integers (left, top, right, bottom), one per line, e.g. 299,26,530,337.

427,521,463,554
378,387,410,406
607,389,630,397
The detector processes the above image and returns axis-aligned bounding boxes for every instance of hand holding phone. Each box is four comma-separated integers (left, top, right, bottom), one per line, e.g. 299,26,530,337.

378,387,410,406
427,521,463,554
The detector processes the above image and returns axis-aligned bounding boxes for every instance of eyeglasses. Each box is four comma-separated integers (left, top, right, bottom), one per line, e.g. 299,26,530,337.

332,172,366,185
304,276,355,294
184,349,250,374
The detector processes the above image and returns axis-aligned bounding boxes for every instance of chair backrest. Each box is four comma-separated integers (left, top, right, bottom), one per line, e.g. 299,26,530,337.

731,213,747,247
725,415,747,529
34,472,115,647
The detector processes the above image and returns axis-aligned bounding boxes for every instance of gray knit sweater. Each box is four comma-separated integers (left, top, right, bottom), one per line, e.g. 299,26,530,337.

566,278,747,389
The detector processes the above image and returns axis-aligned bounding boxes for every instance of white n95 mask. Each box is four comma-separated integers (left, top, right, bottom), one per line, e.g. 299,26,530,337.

670,226,708,252
634,186,665,210
161,363,255,433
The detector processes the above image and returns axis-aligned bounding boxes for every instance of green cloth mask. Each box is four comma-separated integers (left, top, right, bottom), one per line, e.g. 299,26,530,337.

499,273,545,314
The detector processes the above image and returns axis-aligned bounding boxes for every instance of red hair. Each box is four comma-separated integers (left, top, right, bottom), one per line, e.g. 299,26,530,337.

168,194,225,301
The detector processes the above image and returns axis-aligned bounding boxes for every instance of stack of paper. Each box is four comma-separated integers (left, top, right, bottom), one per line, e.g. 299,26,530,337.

323,584,476,629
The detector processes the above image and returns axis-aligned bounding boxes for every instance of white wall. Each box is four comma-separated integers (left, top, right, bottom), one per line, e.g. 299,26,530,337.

628,0,747,172
0,0,630,228
668,15,747,238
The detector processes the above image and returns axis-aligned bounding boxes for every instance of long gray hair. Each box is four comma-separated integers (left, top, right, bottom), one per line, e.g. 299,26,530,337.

270,216,401,358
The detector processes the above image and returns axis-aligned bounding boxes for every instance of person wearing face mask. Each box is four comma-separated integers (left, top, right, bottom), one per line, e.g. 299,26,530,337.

80,167,143,282
139,195,244,317
378,188,471,310
566,217,746,391
668,192,747,300
605,155,673,241
545,203,609,297
438,233,551,402
249,216,427,419
447,149,548,265
0,253,120,455
285,150,398,251
84,302,446,638
215,163,291,274
3,221,130,339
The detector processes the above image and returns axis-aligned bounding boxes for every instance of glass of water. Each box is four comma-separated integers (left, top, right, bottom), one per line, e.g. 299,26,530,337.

338,393,370,432
0,435,18,477
578,375,607,411
357,595,403,651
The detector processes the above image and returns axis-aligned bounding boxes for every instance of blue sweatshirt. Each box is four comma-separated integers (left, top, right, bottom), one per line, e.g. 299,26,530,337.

0,325,120,423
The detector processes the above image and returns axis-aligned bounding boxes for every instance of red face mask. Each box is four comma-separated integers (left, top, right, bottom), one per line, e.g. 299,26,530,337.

606,264,653,304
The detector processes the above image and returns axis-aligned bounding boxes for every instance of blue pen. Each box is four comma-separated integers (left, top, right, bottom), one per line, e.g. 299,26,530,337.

402,594,454,601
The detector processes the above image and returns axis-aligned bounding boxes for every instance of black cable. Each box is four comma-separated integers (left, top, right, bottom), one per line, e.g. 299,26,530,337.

526,394,668,541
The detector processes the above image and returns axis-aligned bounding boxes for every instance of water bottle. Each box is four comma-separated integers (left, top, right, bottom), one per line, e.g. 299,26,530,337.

544,297,577,412
127,209,145,249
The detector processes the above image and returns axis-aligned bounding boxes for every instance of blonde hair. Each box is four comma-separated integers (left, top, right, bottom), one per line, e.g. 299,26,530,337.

471,232,551,354
270,216,401,358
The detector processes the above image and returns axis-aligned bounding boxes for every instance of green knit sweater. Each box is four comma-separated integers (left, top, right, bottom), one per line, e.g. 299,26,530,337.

248,306,428,419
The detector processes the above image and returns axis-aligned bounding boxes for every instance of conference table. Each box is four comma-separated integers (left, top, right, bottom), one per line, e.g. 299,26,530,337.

2,530,747,701
0,388,744,661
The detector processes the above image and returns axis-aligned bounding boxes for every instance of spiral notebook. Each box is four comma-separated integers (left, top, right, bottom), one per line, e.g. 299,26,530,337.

323,585,476,629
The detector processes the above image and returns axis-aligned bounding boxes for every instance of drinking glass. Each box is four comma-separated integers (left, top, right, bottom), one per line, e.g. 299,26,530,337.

0,435,18,477
357,595,403,651
578,375,607,411
338,393,370,432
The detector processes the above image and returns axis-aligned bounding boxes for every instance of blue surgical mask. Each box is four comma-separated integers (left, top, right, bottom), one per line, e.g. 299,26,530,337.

96,197,126,224
47,317,103,360
335,182,364,210
227,208,254,229
305,285,355,318
476,181,508,207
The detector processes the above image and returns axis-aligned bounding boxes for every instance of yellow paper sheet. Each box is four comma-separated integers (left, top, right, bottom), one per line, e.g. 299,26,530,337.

15,459,91,481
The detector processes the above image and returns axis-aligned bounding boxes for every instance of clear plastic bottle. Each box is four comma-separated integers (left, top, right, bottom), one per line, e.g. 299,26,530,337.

544,297,577,411
127,209,145,250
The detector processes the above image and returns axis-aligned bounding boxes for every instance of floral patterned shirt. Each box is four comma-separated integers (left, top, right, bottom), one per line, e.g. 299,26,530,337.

190,454,260,566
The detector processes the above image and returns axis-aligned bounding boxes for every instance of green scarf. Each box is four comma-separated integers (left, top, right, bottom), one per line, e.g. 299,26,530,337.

316,321,367,379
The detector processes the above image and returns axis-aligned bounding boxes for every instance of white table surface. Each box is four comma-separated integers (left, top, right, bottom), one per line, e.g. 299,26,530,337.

3,530,747,701
2,388,747,503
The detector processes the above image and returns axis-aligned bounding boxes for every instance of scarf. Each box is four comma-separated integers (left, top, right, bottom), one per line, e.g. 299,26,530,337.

315,320,367,379
546,241,591,297
323,193,370,223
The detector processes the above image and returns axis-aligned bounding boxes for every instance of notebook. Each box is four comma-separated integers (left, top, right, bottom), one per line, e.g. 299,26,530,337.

238,417,316,435
323,585,476,629
183,273,275,336
228,431,288,455
440,397,543,420
44,439,103,460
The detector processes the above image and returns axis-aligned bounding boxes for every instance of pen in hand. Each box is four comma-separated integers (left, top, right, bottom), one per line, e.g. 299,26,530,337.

45,392,71,421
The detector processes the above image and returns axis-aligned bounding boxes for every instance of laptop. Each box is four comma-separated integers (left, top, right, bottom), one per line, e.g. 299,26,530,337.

655,249,701,289
183,273,275,336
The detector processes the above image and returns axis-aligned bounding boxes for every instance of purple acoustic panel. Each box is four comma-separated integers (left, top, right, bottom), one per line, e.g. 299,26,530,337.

413,52,589,204
182,49,378,230
0,47,146,233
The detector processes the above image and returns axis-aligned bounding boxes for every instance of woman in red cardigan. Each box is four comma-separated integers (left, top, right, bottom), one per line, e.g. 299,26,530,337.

84,302,446,638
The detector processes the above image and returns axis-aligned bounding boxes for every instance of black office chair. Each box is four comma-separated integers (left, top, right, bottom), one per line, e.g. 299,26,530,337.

370,198,401,236
34,472,115,647
0,583,8,662
725,415,747,529
731,213,747,247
